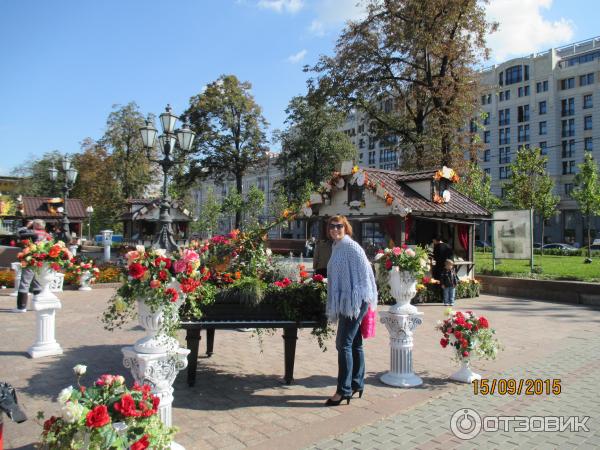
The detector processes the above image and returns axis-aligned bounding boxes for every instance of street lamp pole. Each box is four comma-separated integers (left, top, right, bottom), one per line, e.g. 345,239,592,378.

49,155,78,243
140,105,195,253
86,205,94,242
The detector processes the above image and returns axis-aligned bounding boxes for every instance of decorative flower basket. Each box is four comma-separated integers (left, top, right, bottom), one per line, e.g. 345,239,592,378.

39,364,175,449
436,309,502,383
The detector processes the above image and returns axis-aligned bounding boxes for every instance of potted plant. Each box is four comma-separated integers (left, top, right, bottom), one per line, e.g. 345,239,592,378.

39,364,175,449
436,309,502,382
67,258,100,291
374,245,429,314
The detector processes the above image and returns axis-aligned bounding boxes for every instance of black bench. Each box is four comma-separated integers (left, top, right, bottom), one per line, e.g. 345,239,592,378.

181,320,321,387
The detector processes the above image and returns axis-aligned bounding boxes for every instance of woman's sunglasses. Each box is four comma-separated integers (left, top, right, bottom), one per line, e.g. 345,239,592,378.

329,224,344,230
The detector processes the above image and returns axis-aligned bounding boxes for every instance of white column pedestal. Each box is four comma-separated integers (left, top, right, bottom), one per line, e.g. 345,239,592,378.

122,345,190,449
28,292,63,358
380,311,424,388
10,262,21,297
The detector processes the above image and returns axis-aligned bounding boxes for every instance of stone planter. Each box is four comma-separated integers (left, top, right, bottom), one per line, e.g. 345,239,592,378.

78,271,93,291
134,299,180,354
450,358,481,383
388,267,418,314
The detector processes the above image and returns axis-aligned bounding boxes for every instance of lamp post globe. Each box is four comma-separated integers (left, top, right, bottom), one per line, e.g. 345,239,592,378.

48,155,78,243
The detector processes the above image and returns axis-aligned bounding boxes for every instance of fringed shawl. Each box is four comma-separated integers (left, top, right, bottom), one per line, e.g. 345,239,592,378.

326,235,378,320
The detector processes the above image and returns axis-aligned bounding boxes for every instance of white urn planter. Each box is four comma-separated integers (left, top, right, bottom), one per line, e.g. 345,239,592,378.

134,299,180,354
78,271,93,291
450,358,481,383
28,264,63,358
388,267,418,314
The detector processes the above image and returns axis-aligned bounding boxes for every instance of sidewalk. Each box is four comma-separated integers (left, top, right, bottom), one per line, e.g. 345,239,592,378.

1,290,598,449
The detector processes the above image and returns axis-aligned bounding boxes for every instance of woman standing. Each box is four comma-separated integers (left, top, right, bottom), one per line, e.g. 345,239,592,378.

325,215,378,406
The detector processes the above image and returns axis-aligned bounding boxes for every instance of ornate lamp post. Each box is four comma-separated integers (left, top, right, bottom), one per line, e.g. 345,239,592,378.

48,155,78,242
140,105,195,253
86,205,94,242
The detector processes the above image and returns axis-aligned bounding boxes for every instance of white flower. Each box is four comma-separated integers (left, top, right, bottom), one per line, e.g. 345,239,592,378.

57,386,74,404
61,401,85,424
135,245,146,253
406,248,416,257
374,253,384,261
154,248,166,257
265,248,272,257
323,278,328,284
73,364,87,376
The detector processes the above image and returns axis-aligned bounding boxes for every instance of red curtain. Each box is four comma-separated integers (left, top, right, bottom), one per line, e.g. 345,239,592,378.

404,215,413,242
458,224,469,250
383,217,397,243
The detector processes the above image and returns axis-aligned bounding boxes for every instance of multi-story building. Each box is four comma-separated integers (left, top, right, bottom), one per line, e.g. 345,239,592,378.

475,37,600,245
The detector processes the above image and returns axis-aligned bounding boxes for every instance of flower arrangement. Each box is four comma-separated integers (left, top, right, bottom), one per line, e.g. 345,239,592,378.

433,166,460,183
17,240,73,272
436,309,501,361
66,258,101,286
39,364,174,449
374,245,429,278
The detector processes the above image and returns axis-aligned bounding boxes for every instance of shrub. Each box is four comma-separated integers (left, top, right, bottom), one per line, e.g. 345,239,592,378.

0,269,15,288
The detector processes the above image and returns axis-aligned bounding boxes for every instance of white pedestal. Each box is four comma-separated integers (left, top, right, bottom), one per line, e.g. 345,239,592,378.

450,359,481,383
78,271,93,291
380,311,423,387
122,345,190,448
10,262,21,297
28,291,63,358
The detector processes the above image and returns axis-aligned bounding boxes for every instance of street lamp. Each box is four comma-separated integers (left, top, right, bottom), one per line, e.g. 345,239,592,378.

48,155,78,242
140,105,196,252
86,205,94,242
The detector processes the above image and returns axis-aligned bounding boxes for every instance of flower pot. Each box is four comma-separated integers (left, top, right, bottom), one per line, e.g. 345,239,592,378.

450,358,481,383
78,271,93,291
36,264,59,301
388,267,418,314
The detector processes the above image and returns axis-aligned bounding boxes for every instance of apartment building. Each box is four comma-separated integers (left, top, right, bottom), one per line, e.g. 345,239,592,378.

477,36,600,244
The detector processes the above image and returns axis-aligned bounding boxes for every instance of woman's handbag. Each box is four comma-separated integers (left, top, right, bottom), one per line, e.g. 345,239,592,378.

360,307,377,339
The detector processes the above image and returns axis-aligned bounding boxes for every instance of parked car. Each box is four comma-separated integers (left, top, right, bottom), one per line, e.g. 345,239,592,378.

475,240,491,248
541,243,578,252
533,242,543,249
590,239,600,251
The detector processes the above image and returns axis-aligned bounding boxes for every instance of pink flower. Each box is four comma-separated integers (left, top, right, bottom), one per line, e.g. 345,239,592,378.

125,251,140,266
392,246,402,256
173,259,187,274
95,374,115,387
182,249,199,262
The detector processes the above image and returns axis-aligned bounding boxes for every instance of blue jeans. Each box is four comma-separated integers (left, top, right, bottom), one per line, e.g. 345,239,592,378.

443,287,456,305
335,302,369,397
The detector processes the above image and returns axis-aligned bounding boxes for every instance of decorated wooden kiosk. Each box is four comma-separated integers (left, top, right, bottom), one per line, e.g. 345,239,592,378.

309,162,491,279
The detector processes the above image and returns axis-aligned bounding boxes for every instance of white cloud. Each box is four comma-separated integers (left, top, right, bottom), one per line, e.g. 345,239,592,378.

258,0,304,13
486,0,575,62
287,49,308,63
308,0,367,35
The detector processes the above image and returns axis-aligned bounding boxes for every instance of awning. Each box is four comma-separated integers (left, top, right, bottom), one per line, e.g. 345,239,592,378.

412,216,476,226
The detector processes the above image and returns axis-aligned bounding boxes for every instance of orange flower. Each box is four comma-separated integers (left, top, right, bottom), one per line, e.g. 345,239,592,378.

48,245,61,258
282,209,290,218
299,271,309,279
386,196,393,206
234,271,241,279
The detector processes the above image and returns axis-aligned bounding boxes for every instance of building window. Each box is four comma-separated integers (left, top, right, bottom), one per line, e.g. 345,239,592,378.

561,98,575,116
358,124,365,134
583,94,593,109
536,80,549,93
518,124,530,142
585,137,593,152
580,73,594,86
584,115,593,130
539,141,547,155
484,168,491,176
505,65,523,85
483,113,490,126
499,147,511,164
484,149,490,162
562,160,576,175
358,138,365,149
484,130,490,143
499,108,510,126
368,151,376,165
560,77,575,90
561,118,575,137
561,140,575,158
538,121,547,135
499,128,510,145
368,137,376,150
564,184,574,197
359,153,364,161
518,105,530,122
538,100,547,115
504,90,510,101
499,166,511,179
518,85,530,97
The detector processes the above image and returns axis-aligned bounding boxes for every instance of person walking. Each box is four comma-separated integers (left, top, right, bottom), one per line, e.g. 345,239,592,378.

325,215,378,406
13,220,52,313
440,259,460,306
432,235,453,281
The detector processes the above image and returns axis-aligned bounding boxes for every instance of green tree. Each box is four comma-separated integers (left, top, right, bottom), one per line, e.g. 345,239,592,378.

243,185,266,229
14,150,64,197
101,102,155,200
190,187,222,238
309,0,496,169
275,95,357,199
183,75,269,228
571,153,600,259
504,147,559,252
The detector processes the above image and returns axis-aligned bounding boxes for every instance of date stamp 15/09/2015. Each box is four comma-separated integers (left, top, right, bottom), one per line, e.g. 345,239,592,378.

472,378,561,396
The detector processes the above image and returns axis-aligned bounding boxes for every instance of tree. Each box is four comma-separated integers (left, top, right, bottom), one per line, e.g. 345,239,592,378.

571,153,600,259
309,0,496,170
183,75,269,228
504,147,560,252
101,102,155,200
275,94,357,199
190,187,222,238
14,150,64,197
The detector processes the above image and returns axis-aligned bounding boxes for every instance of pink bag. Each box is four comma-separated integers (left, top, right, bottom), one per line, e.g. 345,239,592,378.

360,307,377,339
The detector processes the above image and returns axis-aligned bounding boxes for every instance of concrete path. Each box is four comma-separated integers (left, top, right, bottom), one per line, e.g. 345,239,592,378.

0,289,598,449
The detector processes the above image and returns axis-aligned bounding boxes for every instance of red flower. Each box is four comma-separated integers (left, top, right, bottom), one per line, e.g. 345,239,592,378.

114,393,141,417
51,263,61,271
422,276,431,284
478,317,489,328
154,257,171,269
462,351,470,358
299,271,309,279
131,435,150,450
80,386,86,394
158,270,169,281
461,338,468,348
43,416,58,434
312,274,324,282
48,245,61,258
385,259,393,270
9,240,16,247
440,338,448,348
180,277,201,294
129,263,147,280
86,405,110,428
150,279,161,289
165,287,179,303
454,330,462,339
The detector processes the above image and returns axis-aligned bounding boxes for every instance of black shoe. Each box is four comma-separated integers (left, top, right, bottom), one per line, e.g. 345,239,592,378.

324,395,352,406
352,389,364,398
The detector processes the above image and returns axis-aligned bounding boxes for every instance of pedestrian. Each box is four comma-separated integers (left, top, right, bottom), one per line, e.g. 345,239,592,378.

440,259,460,306
325,215,378,406
13,219,52,313
313,237,332,277
432,235,453,280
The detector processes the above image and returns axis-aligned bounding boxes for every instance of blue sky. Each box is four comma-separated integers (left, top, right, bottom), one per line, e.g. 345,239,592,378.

0,0,598,175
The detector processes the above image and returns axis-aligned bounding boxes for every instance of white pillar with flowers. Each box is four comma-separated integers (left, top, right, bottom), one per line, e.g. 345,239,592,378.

375,245,429,387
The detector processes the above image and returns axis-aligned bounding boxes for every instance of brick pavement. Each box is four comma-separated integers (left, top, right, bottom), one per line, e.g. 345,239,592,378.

1,289,599,449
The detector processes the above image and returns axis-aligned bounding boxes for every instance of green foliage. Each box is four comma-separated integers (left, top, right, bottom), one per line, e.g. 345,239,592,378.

455,162,501,211
572,153,600,257
275,94,357,200
218,276,267,306
190,187,222,238
309,0,496,169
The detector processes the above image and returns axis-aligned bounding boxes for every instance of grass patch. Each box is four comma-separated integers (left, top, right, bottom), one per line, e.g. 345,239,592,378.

475,252,600,283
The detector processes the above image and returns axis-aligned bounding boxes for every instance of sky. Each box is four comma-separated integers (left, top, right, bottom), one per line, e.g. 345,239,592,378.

0,0,598,175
